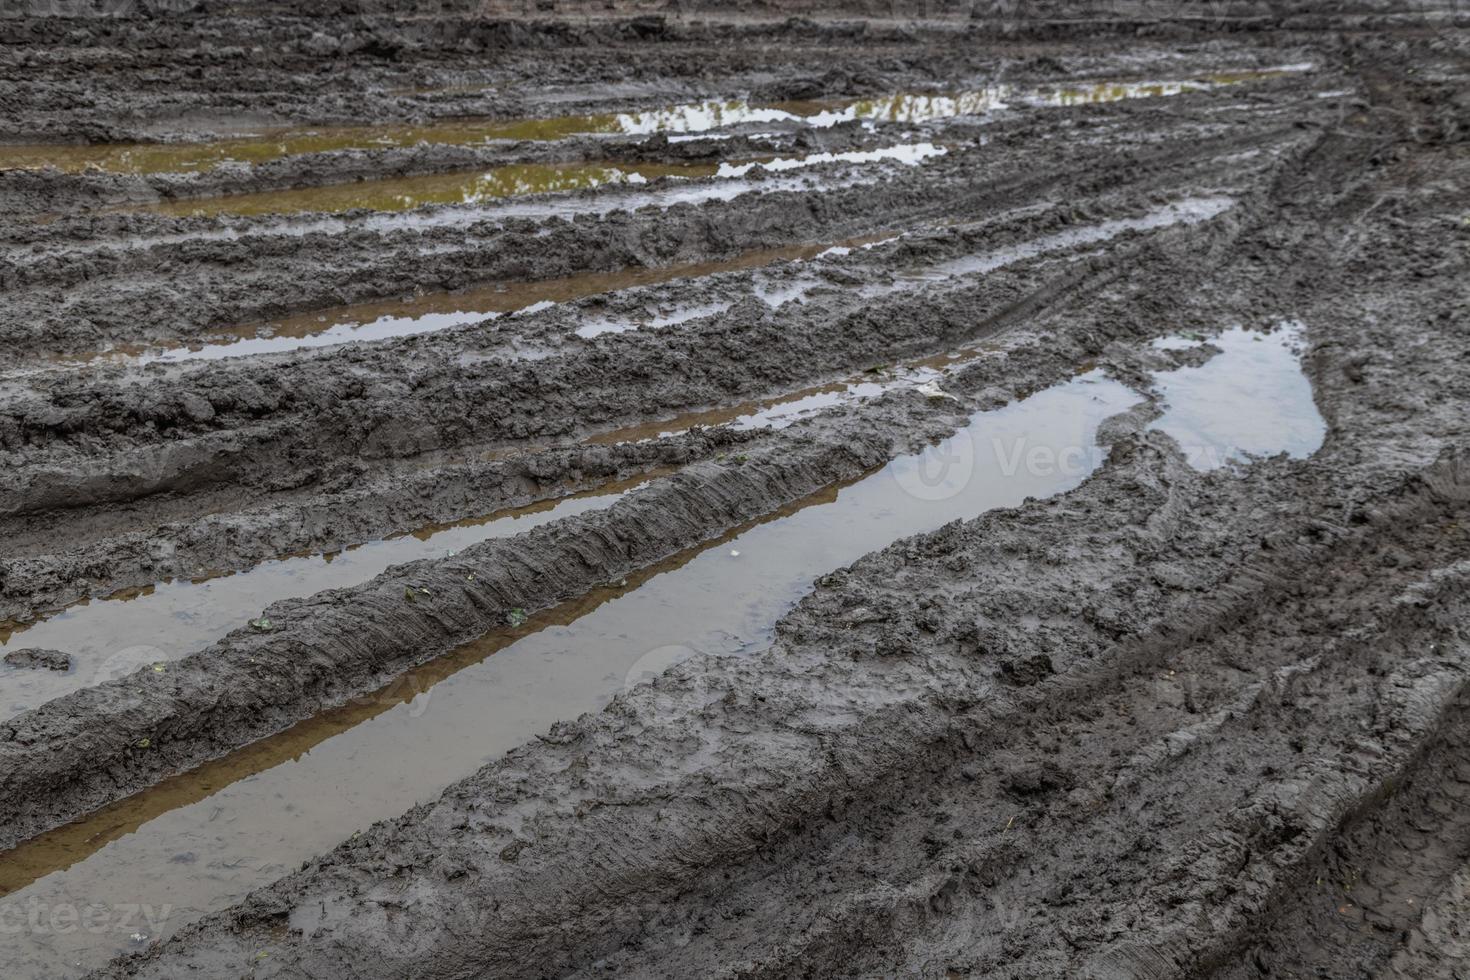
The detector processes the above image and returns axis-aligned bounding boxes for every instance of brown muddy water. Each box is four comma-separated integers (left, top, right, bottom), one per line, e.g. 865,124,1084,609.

131,141,945,219
0,66,1305,175
0,102,792,174
0,372,1142,978
137,160,723,218
0,477,653,723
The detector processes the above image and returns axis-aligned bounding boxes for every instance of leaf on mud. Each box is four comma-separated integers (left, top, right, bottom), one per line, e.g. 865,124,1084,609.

151,662,167,673
405,586,431,603
137,737,151,749
248,617,272,632
506,607,528,627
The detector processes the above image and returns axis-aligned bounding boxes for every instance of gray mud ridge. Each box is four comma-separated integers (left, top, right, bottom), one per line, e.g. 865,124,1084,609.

0,426,762,623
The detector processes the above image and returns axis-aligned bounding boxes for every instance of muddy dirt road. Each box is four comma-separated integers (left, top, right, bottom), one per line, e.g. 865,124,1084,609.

0,2,1467,977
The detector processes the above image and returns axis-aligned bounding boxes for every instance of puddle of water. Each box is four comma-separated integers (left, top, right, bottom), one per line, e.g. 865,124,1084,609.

1026,64,1307,108
0,101,782,175
0,478,650,723
70,235,892,367
138,161,721,218
125,141,939,220
804,89,1012,126
575,299,737,339
0,65,1307,177
714,142,945,178
24,171,863,264
1149,320,1326,470
731,368,943,431
0,371,1139,978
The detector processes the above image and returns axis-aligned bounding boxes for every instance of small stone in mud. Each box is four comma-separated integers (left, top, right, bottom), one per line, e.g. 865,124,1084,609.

3,647,72,672
997,653,1054,686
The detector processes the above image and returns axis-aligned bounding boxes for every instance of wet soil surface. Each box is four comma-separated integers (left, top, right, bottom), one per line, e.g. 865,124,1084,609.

1,3,1468,978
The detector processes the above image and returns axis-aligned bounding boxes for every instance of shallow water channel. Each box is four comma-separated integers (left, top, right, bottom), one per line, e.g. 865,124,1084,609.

0,371,1139,978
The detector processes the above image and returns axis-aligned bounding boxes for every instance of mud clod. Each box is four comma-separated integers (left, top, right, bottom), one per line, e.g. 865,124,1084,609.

3,648,71,672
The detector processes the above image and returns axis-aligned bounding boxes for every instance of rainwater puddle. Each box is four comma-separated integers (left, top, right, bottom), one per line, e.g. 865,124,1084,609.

128,142,943,219
0,101,805,175
0,371,1140,979
33,171,865,260
713,142,945,177
138,160,720,218
71,235,893,366
0,65,1305,175
0,478,650,723
583,360,958,447
1149,320,1326,470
